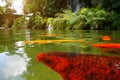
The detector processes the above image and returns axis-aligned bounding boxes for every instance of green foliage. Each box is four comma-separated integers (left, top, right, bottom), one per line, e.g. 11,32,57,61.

28,12,45,29
24,0,67,17
22,0,120,30
52,18,67,29
110,13,120,30
50,10,75,29
34,13,43,28
0,6,4,14
0,7,5,27
83,8,108,29
0,6,5,27
50,7,110,30
12,16,27,29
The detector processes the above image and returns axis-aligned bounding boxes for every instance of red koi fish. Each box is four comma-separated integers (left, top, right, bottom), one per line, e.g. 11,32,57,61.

37,52,120,80
92,43,120,49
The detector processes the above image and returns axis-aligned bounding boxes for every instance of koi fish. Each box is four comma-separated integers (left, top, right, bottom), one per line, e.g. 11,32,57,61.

92,43,120,49
36,34,58,37
37,52,120,80
101,35,111,41
24,39,86,44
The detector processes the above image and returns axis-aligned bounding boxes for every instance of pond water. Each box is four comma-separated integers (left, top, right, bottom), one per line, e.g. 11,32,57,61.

0,29,120,80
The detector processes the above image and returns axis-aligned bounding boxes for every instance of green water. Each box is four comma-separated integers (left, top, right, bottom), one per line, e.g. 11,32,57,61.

0,29,120,80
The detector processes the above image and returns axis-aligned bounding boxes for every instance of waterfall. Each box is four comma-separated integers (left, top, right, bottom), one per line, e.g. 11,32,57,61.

47,24,52,34
67,0,81,12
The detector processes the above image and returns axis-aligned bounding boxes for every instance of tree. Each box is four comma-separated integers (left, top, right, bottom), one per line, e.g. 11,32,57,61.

24,0,67,17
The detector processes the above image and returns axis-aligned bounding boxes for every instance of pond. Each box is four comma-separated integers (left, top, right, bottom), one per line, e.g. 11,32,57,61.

0,29,120,80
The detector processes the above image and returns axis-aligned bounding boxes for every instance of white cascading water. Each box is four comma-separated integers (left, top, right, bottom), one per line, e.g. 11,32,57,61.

47,24,53,34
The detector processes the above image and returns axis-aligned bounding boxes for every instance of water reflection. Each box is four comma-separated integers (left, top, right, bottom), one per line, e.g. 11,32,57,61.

15,41,25,47
0,52,29,80
3,55,27,78
15,41,25,54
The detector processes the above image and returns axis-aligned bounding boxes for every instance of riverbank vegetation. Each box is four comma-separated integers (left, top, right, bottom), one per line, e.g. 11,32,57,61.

49,7,120,30
0,0,120,30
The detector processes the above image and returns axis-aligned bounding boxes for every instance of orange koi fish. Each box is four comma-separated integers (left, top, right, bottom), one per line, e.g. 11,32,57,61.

101,35,111,41
37,52,120,80
92,43,120,49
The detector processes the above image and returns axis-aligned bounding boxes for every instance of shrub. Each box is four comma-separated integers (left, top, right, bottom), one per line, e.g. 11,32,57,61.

12,16,27,29
27,12,45,29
